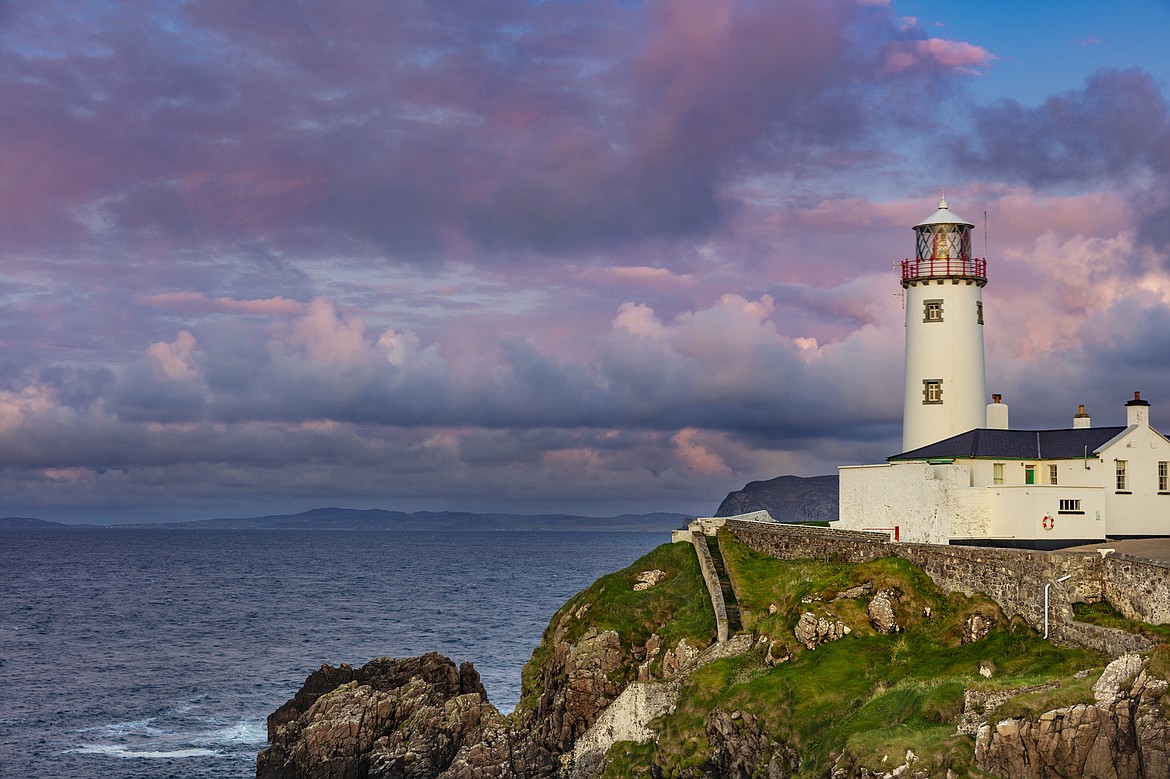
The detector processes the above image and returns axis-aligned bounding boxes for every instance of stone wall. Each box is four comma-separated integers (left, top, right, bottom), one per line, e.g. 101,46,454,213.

690,533,729,643
726,520,1161,657
1103,553,1170,625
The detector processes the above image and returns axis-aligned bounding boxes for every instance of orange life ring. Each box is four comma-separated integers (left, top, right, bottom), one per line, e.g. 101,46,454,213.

1042,515,1055,531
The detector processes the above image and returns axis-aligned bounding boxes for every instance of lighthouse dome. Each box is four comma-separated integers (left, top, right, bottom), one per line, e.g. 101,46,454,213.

913,196,974,229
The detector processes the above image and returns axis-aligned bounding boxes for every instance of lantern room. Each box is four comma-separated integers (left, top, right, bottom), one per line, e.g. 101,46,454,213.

902,196,986,287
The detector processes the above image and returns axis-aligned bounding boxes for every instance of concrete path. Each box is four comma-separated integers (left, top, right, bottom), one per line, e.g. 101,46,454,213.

1065,538,1170,564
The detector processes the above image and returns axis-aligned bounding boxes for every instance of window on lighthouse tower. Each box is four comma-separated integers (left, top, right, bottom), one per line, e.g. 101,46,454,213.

923,379,943,404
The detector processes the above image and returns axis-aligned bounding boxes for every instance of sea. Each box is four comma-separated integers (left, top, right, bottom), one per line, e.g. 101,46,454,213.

0,528,669,779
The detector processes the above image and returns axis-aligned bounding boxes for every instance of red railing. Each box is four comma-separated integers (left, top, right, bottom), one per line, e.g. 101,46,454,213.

901,257,986,282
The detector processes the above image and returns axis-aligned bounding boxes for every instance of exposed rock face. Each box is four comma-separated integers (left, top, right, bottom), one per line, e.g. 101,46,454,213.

715,474,839,521
794,611,852,650
633,569,667,590
867,591,900,635
523,627,625,755
975,654,1170,778
706,708,801,779
661,637,702,676
257,652,554,779
567,680,683,779
962,613,996,645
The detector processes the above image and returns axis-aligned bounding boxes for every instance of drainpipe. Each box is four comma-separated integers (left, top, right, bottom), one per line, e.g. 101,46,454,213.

1043,574,1073,639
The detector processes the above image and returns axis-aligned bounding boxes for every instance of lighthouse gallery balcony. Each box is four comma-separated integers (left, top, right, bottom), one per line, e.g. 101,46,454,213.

901,256,987,287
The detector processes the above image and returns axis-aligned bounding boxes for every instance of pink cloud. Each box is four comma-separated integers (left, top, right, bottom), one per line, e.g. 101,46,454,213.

143,292,307,316
884,38,995,74
146,330,200,382
672,428,732,476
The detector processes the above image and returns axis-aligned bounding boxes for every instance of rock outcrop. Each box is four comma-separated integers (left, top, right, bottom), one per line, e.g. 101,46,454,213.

794,611,852,649
257,652,556,779
706,708,801,779
523,627,625,754
975,654,1170,778
867,590,900,635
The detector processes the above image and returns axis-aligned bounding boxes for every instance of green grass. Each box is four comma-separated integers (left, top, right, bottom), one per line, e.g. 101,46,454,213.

600,741,656,778
989,673,1099,720
1073,601,1170,641
517,534,1124,777
641,536,1108,778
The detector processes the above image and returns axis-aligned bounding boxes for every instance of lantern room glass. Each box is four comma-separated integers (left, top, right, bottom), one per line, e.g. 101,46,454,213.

915,224,972,262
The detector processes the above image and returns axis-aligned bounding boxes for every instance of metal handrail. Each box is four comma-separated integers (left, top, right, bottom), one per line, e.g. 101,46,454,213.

901,257,986,280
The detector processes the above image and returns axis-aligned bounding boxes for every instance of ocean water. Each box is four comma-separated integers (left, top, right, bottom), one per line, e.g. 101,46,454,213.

0,529,668,779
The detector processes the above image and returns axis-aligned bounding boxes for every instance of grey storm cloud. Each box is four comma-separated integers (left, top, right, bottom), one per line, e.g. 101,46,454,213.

949,68,1170,187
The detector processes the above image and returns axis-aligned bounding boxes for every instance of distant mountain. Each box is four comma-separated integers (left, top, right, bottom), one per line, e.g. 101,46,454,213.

111,507,690,532
714,474,839,522
0,517,73,530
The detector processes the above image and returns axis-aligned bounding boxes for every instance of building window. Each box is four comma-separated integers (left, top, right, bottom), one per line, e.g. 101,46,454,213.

1059,499,1083,514
923,299,944,323
993,462,1004,485
1116,460,1128,492
977,300,983,325
923,379,943,405
1024,464,1036,485
1049,464,1058,485
1160,461,1168,493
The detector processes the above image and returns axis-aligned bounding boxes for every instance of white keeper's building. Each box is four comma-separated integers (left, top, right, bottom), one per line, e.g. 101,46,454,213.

837,198,1170,549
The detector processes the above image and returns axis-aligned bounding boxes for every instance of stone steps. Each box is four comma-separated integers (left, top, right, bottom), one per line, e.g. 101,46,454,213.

705,534,742,634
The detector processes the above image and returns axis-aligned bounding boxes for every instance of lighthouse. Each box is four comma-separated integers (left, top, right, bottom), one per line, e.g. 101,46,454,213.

900,197,987,452
840,196,1170,547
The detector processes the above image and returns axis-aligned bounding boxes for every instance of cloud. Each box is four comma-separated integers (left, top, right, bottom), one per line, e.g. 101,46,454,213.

883,38,995,74
3,2,1170,521
948,68,1170,188
146,330,199,382
142,293,306,316
0,0,1006,266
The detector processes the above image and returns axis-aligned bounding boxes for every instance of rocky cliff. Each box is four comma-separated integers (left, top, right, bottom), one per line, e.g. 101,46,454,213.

714,474,838,521
258,535,1170,778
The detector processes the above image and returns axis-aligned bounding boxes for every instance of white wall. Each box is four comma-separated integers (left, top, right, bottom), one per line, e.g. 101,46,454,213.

986,486,1106,541
839,461,989,544
1099,424,1170,536
902,279,986,452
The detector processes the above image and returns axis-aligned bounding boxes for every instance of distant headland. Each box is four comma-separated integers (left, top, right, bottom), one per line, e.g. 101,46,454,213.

0,507,689,532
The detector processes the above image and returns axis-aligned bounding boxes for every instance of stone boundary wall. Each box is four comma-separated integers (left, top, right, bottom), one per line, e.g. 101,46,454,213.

1103,553,1170,625
725,520,1158,657
690,533,729,643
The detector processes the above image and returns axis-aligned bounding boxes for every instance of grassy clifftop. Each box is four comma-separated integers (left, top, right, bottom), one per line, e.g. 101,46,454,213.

518,531,1149,778
642,533,1108,777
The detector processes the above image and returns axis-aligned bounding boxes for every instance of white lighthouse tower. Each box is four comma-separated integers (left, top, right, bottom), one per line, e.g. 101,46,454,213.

900,197,987,452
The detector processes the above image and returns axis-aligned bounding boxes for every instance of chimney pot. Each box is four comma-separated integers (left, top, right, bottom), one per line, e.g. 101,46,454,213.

986,394,1009,429
1073,404,1091,428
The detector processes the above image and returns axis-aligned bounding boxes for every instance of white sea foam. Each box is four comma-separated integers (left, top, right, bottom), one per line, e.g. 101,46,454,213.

77,717,170,738
204,719,266,744
68,714,264,762
67,744,220,759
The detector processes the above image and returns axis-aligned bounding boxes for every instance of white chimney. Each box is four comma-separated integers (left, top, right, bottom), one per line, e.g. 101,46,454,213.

986,393,1009,430
1073,404,1090,429
1126,391,1150,428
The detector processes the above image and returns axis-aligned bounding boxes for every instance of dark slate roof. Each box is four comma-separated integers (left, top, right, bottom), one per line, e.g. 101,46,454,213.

890,426,1128,461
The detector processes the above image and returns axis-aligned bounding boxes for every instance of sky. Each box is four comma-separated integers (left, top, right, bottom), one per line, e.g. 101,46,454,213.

3,0,1170,524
